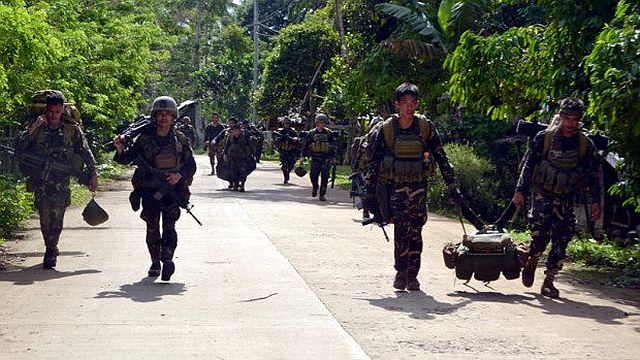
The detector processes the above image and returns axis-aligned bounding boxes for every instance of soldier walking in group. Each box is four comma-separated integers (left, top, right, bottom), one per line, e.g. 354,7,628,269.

513,97,601,298
178,116,196,147
274,118,299,184
299,113,336,201
16,91,99,269
364,83,462,291
203,112,226,175
113,96,196,281
223,123,255,192
350,116,383,219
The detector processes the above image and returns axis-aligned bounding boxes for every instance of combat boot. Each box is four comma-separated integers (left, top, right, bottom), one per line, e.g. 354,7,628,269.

43,247,58,269
319,194,326,201
161,260,175,281
407,276,420,291
312,187,318,197
148,262,161,277
521,255,539,288
239,182,245,192
541,269,560,298
393,270,408,290
363,210,370,219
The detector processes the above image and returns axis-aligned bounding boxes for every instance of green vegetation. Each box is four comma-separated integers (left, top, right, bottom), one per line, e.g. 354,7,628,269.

567,237,640,287
0,176,33,242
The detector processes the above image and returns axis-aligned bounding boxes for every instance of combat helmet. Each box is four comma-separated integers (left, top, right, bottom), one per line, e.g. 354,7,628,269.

151,96,178,119
82,196,109,226
294,165,307,177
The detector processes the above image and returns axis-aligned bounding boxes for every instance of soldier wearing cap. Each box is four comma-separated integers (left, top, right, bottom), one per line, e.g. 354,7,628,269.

299,113,336,201
113,96,196,281
16,91,98,269
274,118,299,184
513,97,601,298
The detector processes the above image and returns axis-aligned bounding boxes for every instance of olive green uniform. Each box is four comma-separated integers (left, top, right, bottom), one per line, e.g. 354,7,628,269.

17,121,97,266
301,128,335,198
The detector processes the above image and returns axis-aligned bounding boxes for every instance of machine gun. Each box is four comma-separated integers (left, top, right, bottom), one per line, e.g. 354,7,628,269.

131,155,202,226
104,116,153,152
0,144,92,185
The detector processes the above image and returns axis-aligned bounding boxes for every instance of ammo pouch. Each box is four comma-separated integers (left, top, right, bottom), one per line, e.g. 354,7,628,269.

532,159,583,195
310,134,329,154
279,142,294,151
378,134,427,183
442,230,520,282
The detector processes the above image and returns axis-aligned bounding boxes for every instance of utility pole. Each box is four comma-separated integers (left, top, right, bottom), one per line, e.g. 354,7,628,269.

252,0,259,122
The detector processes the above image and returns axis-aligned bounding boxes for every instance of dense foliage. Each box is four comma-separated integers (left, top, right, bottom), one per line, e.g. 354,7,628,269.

0,176,33,241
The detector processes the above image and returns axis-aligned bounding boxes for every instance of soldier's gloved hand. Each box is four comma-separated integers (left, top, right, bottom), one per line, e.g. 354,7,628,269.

448,185,464,206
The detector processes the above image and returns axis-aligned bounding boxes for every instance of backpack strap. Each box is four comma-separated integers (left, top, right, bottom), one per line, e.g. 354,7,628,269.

383,114,431,147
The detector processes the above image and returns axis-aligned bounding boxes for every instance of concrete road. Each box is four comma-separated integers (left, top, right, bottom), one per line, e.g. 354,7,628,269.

1,155,639,359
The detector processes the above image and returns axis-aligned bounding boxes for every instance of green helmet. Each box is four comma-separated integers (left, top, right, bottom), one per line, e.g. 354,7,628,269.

82,196,109,226
151,96,178,119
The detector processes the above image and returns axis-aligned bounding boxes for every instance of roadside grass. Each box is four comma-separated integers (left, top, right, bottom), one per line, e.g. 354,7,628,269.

70,157,128,206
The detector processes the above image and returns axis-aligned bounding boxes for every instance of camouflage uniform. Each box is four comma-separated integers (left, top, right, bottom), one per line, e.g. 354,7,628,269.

223,128,255,191
178,123,196,147
203,123,226,174
301,127,335,199
274,127,299,184
115,129,196,265
17,120,97,266
516,128,600,286
365,115,457,288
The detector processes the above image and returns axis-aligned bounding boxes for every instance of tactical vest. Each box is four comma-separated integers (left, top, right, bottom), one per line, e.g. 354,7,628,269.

141,132,185,173
33,121,77,162
226,135,251,159
378,115,434,183
310,131,330,154
277,129,296,151
531,126,588,196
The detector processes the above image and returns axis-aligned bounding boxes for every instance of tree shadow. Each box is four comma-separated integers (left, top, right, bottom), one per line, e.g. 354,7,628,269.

0,263,101,285
358,290,472,320
7,251,86,258
95,277,187,302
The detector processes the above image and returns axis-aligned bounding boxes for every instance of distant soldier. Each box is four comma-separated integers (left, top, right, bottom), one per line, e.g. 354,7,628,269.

178,116,196,147
223,123,255,192
16,92,98,269
349,116,383,219
113,96,196,281
513,97,601,298
364,83,462,291
274,118,299,184
300,113,336,201
242,120,264,164
203,113,226,175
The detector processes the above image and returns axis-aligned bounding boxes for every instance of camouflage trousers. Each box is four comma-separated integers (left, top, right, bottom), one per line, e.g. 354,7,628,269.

140,193,181,263
390,182,429,278
310,156,331,195
528,192,575,270
34,182,71,253
279,151,297,180
208,145,223,173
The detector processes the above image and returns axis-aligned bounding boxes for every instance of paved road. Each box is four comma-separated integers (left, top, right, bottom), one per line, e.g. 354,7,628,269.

1,155,639,359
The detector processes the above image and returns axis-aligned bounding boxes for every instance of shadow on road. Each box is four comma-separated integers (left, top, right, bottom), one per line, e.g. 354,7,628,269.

192,186,354,208
359,290,471,320
0,263,101,285
95,277,187,302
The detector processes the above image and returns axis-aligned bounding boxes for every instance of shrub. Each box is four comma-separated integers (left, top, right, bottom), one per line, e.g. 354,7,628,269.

428,143,506,221
0,176,34,241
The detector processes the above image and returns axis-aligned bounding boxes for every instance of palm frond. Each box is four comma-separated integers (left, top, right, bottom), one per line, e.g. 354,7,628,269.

450,0,489,40
381,39,442,61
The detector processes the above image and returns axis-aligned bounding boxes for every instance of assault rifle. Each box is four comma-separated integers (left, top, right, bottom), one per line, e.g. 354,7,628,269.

131,155,202,226
0,144,92,185
104,116,153,152
330,162,337,189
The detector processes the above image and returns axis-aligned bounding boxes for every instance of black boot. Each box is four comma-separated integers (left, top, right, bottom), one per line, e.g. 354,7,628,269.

541,269,560,298
393,270,408,290
239,182,245,192
319,188,326,201
521,255,539,288
161,260,175,281
43,247,58,269
148,262,161,277
407,275,420,291
312,187,318,197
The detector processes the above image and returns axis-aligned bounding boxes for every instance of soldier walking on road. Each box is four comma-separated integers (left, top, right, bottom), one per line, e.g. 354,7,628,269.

274,118,299,184
203,113,226,175
364,83,462,291
513,97,601,298
300,113,336,201
223,123,255,192
16,92,99,269
178,116,196,147
113,96,196,281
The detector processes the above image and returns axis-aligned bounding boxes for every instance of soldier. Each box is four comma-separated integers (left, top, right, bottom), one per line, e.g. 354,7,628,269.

274,118,299,184
223,123,255,192
513,97,601,298
178,116,196,147
364,83,462,291
299,113,336,201
113,96,196,281
350,116,383,219
203,112,226,175
16,92,98,269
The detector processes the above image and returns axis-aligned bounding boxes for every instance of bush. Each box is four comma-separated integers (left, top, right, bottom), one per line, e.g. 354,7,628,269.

0,176,34,241
428,143,506,221
568,237,640,286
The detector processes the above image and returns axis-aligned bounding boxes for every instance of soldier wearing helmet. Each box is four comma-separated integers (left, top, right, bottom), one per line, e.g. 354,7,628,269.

513,97,601,298
113,96,197,281
299,113,336,201
274,118,300,184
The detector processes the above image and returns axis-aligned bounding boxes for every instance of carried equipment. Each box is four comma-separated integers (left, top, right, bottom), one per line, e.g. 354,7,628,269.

82,195,109,226
294,164,307,177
